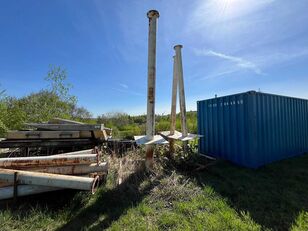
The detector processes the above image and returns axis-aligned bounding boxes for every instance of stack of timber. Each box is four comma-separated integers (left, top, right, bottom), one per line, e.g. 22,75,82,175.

0,148,108,200
0,118,112,153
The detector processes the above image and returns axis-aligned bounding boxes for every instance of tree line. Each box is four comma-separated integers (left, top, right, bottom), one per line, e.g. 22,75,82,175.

0,65,197,139
97,111,197,139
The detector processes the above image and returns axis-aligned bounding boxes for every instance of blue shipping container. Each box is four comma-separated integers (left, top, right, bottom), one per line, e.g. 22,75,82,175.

197,91,308,168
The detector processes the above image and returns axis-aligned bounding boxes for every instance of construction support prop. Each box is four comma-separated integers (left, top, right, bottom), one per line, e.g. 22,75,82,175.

146,10,159,169
174,45,188,152
169,55,178,154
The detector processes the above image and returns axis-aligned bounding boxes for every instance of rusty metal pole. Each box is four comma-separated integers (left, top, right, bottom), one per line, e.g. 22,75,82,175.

0,168,100,193
17,163,108,175
169,55,178,155
174,45,188,152
146,10,159,169
0,154,98,168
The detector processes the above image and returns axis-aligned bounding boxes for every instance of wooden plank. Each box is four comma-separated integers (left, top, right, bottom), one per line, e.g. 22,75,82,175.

93,130,107,140
104,128,112,137
25,123,104,131
7,131,80,140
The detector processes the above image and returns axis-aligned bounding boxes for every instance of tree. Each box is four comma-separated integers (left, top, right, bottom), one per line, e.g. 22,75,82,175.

97,112,132,128
0,65,92,135
17,90,71,122
0,88,8,136
0,87,9,135
45,65,76,104
71,105,93,120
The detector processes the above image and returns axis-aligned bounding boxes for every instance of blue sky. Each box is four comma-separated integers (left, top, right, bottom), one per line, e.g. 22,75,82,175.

0,0,307,116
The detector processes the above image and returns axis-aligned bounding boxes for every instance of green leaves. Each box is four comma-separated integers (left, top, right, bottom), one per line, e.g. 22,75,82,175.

0,65,91,136
45,65,77,106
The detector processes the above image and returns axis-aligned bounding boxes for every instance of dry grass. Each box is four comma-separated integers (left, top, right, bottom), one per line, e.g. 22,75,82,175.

0,148,307,231
149,171,202,205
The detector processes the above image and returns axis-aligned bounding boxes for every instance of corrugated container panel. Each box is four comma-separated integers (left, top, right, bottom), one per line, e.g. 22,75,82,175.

197,91,308,168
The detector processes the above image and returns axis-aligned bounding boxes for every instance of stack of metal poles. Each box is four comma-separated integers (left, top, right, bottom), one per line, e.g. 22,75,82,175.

0,149,108,200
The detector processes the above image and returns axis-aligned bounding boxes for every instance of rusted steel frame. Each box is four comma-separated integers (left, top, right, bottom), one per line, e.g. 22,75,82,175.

0,168,99,193
0,154,98,168
146,10,160,168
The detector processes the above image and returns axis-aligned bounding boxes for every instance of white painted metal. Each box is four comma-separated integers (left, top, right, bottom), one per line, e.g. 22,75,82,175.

48,118,85,125
146,10,159,141
174,45,188,137
170,55,178,135
22,163,108,175
0,185,62,200
134,135,168,145
0,168,99,193
146,10,159,168
0,154,98,168
160,130,202,141
54,149,94,156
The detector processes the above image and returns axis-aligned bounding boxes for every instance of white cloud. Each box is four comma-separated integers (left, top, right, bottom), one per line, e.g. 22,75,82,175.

119,83,128,89
255,48,308,67
193,46,308,81
111,87,143,97
194,49,264,75
201,69,239,80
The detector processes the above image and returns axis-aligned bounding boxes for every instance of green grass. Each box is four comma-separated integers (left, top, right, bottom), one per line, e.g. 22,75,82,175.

0,153,307,231
196,154,308,230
